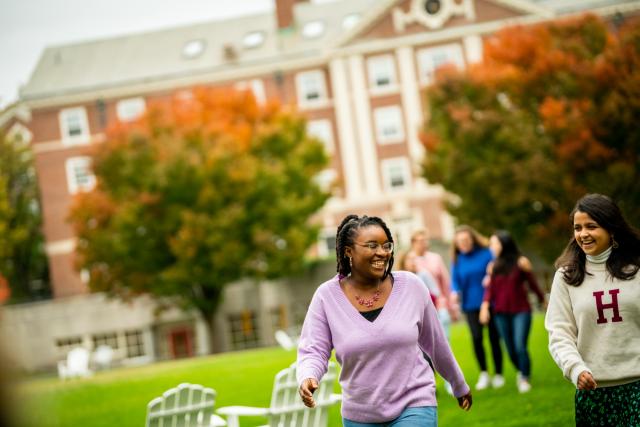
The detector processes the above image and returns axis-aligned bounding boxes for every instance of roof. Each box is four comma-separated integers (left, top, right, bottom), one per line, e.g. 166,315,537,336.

19,0,639,102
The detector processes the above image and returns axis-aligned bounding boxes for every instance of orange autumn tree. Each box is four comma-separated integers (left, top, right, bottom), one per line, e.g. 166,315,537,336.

423,15,640,260
69,88,329,351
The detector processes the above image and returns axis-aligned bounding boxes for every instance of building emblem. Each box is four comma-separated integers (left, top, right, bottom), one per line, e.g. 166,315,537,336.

393,0,475,32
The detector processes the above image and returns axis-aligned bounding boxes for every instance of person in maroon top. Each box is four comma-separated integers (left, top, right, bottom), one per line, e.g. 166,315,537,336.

480,230,546,393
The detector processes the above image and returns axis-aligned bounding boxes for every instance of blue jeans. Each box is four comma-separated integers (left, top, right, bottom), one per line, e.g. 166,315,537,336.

494,312,532,377
343,406,437,427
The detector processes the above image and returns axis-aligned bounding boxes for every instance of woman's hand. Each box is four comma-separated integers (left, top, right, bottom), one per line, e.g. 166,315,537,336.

299,378,319,408
577,371,597,391
457,392,473,411
479,302,490,325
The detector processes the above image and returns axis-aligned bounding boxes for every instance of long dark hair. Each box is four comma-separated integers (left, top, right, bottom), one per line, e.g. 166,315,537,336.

555,193,640,286
492,230,521,276
336,214,395,280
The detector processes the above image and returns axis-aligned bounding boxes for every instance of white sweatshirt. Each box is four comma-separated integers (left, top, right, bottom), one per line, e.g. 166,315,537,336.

545,261,640,387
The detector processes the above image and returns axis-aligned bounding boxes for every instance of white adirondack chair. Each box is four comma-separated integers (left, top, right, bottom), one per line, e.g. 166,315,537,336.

217,362,341,427
57,347,92,379
146,383,227,427
274,330,296,351
92,344,114,370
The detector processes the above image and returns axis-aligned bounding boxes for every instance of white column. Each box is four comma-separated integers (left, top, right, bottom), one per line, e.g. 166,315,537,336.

348,55,381,196
463,35,483,64
396,46,425,170
329,57,364,200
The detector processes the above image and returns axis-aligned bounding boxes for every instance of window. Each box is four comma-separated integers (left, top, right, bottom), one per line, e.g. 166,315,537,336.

243,31,265,49
374,106,405,144
125,330,146,358
296,70,328,107
342,13,361,30
59,107,90,145
65,157,96,194
270,305,289,331
116,97,146,122
235,79,266,105
313,169,337,192
367,55,397,91
302,21,325,39
92,332,118,350
182,39,206,59
228,310,260,350
381,157,411,191
317,228,337,258
307,120,334,154
55,336,83,354
416,43,465,85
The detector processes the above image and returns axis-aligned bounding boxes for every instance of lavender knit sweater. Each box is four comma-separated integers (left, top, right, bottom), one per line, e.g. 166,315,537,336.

297,271,470,423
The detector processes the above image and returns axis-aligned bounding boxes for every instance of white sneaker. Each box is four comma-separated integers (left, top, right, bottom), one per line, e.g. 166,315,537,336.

517,376,532,393
492,374,505,388
475,371,490,390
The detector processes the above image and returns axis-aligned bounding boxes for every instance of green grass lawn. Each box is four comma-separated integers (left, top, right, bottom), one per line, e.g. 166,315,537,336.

13,313,575,426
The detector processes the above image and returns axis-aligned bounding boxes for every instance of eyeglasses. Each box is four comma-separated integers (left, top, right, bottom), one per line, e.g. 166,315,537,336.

353,241,394,253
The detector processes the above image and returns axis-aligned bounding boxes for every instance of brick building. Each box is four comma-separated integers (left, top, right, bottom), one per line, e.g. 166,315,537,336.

2,0,637,372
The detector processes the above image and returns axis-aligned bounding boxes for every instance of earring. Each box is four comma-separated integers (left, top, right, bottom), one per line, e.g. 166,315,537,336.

348,257,353,267
612,236,619,249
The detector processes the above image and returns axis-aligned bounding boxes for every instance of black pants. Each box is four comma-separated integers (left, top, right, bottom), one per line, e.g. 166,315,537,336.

465,309,503,374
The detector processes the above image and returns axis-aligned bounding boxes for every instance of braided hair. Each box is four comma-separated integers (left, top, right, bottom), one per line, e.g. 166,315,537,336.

335,214,395,280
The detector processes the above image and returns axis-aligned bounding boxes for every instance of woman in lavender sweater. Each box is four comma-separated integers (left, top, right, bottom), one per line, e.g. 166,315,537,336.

297,215,472,426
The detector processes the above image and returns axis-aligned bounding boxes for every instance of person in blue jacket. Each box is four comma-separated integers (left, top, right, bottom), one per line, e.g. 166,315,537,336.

451,225,504,390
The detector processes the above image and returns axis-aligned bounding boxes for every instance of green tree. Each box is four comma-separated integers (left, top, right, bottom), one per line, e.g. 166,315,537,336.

69,88,329,351
0,130,50,302
422,15,640,260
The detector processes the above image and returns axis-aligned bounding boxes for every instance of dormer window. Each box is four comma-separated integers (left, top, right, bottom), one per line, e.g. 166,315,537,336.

302,21,325,39
243,31,265,49
182,39,206,59
342,14,361,30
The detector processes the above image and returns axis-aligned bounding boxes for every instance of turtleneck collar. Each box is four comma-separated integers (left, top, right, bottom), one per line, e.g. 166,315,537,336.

586,246,612,264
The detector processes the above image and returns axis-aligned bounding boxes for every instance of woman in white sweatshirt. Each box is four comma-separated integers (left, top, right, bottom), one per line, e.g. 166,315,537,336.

545,193,640,426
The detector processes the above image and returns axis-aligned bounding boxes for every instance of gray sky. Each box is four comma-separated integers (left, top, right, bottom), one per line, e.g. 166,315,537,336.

0,0,273,108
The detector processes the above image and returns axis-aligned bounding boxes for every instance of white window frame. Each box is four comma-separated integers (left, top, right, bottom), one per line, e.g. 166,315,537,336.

313,168,337,193
342,13,361,30
235,79,266,105
243,31,265,49
416,43,465,86
374,105,405,144
116,97,146,122
317,227,337,258
295,70,329,109
65,156,96,194
381,157,411,192
59,107,90,146
307,119,334,155
367,54,398,94
302,20,325,39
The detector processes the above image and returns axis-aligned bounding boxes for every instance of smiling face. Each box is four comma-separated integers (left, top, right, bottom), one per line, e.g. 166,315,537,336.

345,225,392,281
573,211,611,256
455,230,474,254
